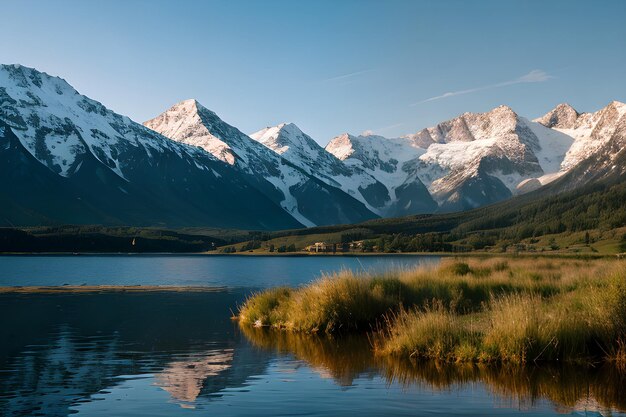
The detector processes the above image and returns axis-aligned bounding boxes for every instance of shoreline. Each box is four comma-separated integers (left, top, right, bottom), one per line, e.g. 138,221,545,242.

0,251,613,259
0,285,227,294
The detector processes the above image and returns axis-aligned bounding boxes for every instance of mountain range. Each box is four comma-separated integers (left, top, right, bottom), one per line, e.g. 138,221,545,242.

1,64,624,230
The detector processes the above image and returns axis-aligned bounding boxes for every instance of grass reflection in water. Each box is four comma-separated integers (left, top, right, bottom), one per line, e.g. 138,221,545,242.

240,325,626,414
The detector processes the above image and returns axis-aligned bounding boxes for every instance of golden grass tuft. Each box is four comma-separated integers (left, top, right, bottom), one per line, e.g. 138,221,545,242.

238,257,626,364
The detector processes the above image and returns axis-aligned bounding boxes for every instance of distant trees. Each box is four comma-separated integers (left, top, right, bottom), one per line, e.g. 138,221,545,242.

215,177,626,255
239,239,261,252
0,226,224,253
341,232,365,243
277,244,297,253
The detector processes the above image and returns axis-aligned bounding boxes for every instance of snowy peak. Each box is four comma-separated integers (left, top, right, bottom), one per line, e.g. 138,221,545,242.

324,133,356,160
326,132,425,167
325,132,435,215
144,99,239,165
410,104,534,161
404,105,522,148
535,103,580,129
250,124,400,215
0,64,75,99
534,101,626,172
535,101,625,132
398,104,582,209
0,64,201,179
148,101,379,227
250,122,321,158
0,64,306,230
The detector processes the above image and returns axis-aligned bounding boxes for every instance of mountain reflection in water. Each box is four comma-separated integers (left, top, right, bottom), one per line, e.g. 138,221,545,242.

0,291,624,417
0,291,270,416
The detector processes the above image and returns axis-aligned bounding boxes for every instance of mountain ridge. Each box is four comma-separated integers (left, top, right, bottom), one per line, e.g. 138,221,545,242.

1,63,624,231
241,99,623,218
0,64,302,229
144,99,379,227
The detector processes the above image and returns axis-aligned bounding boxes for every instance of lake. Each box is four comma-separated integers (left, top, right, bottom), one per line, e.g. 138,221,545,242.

0,255,624,417
0,254,440,287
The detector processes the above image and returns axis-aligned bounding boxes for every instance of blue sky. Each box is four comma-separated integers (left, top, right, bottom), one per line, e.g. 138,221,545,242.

2,0,625,144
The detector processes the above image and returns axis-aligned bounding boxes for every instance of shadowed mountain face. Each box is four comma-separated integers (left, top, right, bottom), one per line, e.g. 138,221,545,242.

0,65,301,230
249,124,413,217
144,100,378,227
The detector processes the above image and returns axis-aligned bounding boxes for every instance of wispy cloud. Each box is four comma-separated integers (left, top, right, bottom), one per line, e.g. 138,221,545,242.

412,70,554,105
360,122,405,137
321,69,375,83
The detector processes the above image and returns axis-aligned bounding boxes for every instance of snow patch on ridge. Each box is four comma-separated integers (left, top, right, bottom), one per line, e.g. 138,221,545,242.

0,64,210,180
522,118,573,173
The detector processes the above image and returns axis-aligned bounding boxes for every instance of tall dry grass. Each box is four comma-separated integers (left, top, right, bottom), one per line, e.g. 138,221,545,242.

238,257,626,364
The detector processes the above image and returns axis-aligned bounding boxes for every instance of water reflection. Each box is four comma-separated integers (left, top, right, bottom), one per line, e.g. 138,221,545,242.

241,326,626,415
0,291,270,416
1,291,624,417
155,349,234,406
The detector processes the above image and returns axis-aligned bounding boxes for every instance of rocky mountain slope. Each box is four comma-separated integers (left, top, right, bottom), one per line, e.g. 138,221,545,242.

144,100,377,227
0,64,301,229
535,100,626,191
249,124,414,216
322,106,576,212
410,105,574,210
323,132,437,216
251,101,623,216
2,63,623,230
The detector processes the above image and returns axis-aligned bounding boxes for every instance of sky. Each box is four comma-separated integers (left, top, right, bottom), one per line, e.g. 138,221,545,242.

2,0,625,144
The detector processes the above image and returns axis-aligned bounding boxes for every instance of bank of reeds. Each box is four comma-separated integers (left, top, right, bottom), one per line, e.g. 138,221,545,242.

237,258,626,365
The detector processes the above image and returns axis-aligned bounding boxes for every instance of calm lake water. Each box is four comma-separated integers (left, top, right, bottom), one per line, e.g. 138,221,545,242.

0,255,624,417
0,254,440,287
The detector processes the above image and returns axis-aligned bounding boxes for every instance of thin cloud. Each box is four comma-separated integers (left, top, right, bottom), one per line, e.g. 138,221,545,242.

321,69,375,83
376,122,405,133
360,122,405,137
412,70,554,105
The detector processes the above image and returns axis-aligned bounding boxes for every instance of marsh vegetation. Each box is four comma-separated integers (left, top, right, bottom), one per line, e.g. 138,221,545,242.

238,258,626,365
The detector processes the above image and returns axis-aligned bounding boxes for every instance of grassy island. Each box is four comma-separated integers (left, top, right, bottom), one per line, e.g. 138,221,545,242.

238,258,626,365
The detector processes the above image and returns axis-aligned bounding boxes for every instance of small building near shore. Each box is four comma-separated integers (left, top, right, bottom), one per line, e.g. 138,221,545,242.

305,242,334,253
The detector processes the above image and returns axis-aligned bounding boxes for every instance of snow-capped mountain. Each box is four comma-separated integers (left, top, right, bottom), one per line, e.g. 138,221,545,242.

144,101,377,227
534,100,626,190
410,105,575,210
0,64,301,229
250,102,623,217
324,132,437,216
325,106,575,212
249,123,405,216
535,101,626,172
2,63,623,229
